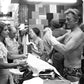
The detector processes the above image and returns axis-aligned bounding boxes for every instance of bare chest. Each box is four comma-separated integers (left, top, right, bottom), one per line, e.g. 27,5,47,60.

64,34,72,44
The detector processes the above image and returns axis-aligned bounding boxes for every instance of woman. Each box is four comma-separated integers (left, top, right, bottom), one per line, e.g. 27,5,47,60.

0,22,27,84
29,27,44,58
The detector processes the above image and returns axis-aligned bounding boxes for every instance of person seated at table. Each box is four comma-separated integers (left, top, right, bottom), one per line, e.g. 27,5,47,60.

5,25,27,63
29,27,44,58
0,22,27,84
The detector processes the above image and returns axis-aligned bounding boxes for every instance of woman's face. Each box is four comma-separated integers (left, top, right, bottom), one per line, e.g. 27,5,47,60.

1,25,9,38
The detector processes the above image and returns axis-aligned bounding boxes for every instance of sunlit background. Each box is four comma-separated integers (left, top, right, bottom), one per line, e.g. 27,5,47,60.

25,0,77,3
0,0,83,28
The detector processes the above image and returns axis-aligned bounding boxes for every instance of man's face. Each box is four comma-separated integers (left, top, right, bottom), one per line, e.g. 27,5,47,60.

10,31,16,38
65,13,76,29
9,28,17,38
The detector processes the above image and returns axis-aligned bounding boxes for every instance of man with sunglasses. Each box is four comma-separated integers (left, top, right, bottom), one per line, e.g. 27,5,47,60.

45,8,83,83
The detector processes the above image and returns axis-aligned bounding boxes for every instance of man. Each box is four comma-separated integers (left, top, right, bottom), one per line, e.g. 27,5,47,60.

50,19,67,38
5,25,26,63
45,8,84,82
49,19,67,76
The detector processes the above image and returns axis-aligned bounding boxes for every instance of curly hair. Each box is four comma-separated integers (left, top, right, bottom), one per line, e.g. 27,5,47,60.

0,22,6,34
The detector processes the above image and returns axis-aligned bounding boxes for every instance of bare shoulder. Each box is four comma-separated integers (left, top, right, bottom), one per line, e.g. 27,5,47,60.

69,29,84,43
77,29,84,38
73,29,84,41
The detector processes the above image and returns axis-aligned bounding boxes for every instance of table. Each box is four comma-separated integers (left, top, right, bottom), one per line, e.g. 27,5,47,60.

23,77,71,84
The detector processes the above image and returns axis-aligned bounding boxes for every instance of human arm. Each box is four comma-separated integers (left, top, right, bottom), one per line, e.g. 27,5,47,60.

0,58,27,69
31,40,44,56
0,58,19,69
32,48,42,56
50,32,84,55
0,42,27,69
56,32,69,42
7,52,27,60
37,40,44,55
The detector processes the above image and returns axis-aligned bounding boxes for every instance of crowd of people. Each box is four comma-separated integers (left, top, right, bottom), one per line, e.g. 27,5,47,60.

0,8,84,84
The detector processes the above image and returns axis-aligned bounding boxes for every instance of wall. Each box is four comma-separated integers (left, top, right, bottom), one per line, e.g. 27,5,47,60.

0,3,19,27
18,1,82,37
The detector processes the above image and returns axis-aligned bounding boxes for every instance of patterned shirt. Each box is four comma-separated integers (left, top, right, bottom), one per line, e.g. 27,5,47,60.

5,37,19,55
0,42,8,63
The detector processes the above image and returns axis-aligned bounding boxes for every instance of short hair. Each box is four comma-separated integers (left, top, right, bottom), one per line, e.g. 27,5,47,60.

32,27,41,37
0,22,6,34
64,8,80,20
50,19,61,30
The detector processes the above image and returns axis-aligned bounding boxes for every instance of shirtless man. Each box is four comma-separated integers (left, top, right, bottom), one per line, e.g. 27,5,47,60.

46,8,84,82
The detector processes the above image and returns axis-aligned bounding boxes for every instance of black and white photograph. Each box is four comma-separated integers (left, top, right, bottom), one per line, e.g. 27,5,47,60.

0,0,83,84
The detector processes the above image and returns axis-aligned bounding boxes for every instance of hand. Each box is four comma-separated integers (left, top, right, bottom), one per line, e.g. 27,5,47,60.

18,60,28,67
50,36,59,46
27,42,34,45
27,42,38,50
22,54,28,59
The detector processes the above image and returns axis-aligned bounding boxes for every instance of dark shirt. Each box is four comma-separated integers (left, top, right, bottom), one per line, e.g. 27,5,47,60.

52,28,67,38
